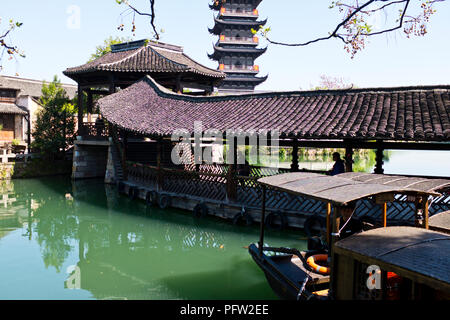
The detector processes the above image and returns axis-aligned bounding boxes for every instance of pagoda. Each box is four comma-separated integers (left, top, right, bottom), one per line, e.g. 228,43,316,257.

208,0,268,92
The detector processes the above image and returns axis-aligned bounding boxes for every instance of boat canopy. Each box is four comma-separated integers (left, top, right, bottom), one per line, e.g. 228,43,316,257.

334,226,450,290
257,172,450,205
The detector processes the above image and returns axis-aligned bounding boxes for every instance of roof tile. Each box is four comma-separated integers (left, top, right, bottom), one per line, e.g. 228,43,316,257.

98,76,450,142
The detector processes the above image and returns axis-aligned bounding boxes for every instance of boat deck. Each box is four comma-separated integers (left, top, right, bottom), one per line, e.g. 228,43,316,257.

271,253,330,286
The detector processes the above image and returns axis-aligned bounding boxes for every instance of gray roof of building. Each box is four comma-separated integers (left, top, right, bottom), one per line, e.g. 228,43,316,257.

0,75,77,99
0,102,28,115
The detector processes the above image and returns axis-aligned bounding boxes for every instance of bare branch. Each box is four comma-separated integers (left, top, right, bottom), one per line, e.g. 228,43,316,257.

117,0,160,40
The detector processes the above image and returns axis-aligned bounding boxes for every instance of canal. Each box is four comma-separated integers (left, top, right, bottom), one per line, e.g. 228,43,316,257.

0,177,307,300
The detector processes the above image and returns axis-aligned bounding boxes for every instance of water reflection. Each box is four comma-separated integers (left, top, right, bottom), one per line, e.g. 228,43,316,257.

0,178,302,300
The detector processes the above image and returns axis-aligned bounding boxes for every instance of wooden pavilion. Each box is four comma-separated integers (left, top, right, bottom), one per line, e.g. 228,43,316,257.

63,39,226,136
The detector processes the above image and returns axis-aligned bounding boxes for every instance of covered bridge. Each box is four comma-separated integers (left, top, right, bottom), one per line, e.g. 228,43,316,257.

88,76,450,228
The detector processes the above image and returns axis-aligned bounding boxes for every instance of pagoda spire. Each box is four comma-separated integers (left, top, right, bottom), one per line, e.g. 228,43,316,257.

208,0,268,92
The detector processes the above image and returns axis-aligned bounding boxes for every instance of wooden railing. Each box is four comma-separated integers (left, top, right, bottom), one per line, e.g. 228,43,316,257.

78,122,109,139
126,161,450,224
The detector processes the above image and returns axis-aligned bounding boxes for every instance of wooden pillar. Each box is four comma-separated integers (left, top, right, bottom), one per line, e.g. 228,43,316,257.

156,137,163,191
87,89,93,123
26,111,31,153
226,136,237,202
259,185,266,255
374,142,384,174
108,74,116,94
423,196,429,229
414,196,424,228
326,202,331,244
175,75,182,94
382,202,387,227
290,138,299,172
77,85,84,136
330,205,341,299
345,146,353,172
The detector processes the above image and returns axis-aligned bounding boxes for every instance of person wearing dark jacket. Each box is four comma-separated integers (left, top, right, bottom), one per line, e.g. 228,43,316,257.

328,152,345,176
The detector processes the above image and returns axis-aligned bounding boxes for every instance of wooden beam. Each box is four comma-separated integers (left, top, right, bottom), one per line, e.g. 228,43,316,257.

382,202,387,227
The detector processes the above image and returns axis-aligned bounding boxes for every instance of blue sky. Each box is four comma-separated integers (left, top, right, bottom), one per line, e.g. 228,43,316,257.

1,0,449,91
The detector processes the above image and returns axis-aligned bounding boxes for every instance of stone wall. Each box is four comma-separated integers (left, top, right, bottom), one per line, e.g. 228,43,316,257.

72,140,109,180
0,159,72,180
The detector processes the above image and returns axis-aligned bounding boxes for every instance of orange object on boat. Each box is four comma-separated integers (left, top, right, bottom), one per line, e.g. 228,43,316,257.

306,254,330,275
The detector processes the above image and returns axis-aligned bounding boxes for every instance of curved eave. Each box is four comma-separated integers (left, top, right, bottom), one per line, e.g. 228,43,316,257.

222,74,268,84
209,46,268,60
210,0,264,10
64,45,225,80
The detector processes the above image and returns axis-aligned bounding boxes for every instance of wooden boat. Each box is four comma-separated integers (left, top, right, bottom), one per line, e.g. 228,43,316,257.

248,172,450,300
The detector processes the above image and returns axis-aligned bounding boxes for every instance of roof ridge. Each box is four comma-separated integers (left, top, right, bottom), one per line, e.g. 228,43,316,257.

148,45,189,70
100,46,147,69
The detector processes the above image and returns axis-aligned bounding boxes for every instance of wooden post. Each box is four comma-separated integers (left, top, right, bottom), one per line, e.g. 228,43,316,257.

87,89,93,123
423,195,429,229
226,136,237,202
77,85,84,136
382,202,387,227
414,197,423,228
157,137,163,191
345,146,353,172
374,142,384,174
326,202,331,244
108,74,116,94
259,185,266,255
26,111,31,153
176,75,182,94
330,205,341,299
290,138,299,172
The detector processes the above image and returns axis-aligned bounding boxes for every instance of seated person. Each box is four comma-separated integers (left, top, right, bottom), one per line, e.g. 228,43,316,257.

328,152,345,176
339,201,363,239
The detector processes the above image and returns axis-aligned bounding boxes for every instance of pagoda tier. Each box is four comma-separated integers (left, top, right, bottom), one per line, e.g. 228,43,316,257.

209,0,268,92
210,0,263,11
208,17,268,36
208,46,267,61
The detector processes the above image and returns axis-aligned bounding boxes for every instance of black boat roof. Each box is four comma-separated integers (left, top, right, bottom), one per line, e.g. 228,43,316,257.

334,226,450,291
258,172,450,205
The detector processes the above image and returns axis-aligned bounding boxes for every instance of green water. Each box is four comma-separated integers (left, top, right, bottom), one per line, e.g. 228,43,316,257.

0,177,307,300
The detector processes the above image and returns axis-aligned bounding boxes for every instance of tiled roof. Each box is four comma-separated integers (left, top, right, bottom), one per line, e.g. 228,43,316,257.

98,76,450,141
0,102,28,115
64,41,225,79
0,75,77,99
